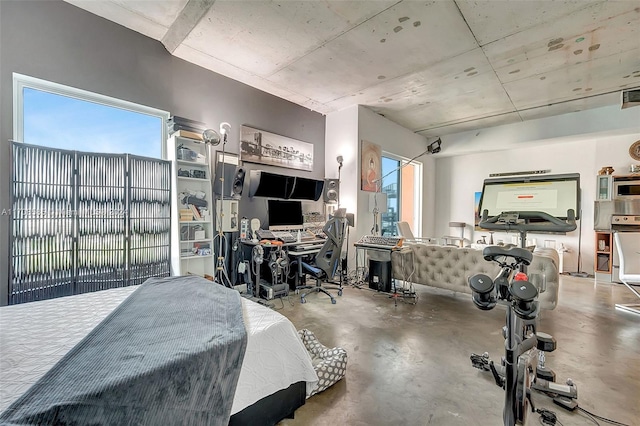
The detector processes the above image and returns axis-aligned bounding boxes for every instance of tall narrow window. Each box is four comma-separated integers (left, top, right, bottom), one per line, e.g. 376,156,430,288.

381,157,400,236
381,154,422,237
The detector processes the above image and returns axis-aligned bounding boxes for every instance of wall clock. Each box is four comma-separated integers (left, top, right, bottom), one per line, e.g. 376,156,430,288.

630,140,640,161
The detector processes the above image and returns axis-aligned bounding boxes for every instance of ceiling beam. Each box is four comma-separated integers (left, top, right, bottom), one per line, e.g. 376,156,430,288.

162,0,216,54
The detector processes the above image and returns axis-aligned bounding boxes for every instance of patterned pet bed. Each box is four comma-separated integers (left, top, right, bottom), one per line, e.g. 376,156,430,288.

297,329,347,397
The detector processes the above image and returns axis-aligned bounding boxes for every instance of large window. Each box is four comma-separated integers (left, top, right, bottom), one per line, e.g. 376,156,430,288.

14,73,168,157
381,154,422,237
10,74,171,304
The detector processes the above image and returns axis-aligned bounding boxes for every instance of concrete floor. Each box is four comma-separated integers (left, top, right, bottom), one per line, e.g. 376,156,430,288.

276,275,640,426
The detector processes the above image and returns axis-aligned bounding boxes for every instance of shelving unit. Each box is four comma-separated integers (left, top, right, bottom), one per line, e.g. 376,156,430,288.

168,134,215,278
594,231,612,281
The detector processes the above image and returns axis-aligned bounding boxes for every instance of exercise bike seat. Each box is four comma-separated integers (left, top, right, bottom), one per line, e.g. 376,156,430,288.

482,246,532,266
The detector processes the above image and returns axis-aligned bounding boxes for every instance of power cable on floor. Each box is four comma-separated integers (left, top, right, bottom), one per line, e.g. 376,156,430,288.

537,408,558,425
578,407,629,426
579,408,601,426
535,388,629,426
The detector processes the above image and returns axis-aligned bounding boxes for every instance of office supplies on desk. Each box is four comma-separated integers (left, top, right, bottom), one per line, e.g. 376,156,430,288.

259,239,283,246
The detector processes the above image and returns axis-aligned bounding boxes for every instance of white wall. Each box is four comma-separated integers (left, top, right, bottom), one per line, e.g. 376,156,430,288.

325,105,436,268
435,132,640,274
325,105,359,214
441,104,640,157
327,103,639,276
358,106,436,241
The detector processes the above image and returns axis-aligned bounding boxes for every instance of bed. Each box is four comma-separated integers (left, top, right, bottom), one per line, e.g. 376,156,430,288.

0,276,318,425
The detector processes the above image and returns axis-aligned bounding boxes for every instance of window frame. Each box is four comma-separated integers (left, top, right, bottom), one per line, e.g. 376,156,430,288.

381,151,423,237
13,73,170,159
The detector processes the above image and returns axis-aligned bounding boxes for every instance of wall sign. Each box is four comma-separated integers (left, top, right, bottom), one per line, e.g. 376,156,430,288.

629,140,640,161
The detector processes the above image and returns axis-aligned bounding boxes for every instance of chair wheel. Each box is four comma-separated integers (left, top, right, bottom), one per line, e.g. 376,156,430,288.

301,297,306,304
331,298,336,304
338,290,343,296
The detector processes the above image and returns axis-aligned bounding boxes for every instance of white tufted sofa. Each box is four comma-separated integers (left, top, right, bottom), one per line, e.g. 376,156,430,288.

391,245,560,310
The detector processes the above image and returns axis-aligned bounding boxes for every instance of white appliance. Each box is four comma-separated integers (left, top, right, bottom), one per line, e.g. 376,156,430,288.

611,215,640,283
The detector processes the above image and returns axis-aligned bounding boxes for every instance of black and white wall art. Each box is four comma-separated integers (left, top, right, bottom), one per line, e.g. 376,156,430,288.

240,125,313,171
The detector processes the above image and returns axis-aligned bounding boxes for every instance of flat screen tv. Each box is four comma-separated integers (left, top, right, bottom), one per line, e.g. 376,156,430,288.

479,173,580,220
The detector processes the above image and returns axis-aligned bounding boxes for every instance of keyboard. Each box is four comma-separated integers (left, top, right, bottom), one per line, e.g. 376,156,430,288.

271,231,297,243
289,243,325,252
300,230,319,241
255,229,276,240
355,235,404,249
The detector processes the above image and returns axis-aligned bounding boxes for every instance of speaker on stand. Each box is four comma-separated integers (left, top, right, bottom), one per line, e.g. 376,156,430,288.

214,150,245,200
323,178,340,204
232,167,245,198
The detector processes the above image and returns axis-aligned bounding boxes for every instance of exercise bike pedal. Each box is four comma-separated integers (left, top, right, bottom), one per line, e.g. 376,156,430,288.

532,378,578,399
536,366,556,382
470,352,491,371
535,332,557,352
553,396,578,411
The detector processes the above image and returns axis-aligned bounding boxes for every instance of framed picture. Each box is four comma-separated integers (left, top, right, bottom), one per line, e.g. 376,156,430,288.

239,125,313,171
361,140,381,192
474,191,482,230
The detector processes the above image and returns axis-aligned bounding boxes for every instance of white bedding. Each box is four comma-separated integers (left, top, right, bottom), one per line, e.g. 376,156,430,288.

0,285,318,415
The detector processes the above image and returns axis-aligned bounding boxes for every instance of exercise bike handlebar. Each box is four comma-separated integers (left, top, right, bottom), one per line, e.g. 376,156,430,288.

479,209,577,234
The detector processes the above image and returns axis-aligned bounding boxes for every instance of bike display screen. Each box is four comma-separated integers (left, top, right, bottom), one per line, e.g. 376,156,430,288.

479,173,580,220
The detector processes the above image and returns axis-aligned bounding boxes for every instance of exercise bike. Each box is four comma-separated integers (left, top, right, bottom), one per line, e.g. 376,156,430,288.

468,210,577,426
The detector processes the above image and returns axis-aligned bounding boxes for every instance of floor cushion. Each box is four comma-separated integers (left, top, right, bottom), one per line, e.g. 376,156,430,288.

297,329,347,397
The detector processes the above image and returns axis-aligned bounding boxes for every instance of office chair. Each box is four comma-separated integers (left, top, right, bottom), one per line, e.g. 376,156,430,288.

613,232,640,315
295,209,347,304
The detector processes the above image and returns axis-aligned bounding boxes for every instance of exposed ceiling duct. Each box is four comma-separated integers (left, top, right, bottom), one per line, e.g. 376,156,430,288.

621,89,640,110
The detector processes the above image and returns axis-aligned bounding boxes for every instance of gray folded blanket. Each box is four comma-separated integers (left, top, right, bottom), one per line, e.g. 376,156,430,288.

0,276,247,426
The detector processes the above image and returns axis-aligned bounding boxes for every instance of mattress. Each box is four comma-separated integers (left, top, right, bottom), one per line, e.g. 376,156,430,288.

0,285,318,416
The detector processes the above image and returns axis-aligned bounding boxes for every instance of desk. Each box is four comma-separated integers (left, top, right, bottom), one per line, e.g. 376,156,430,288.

239,239,326,298
287,247,323,290
354,243,416,303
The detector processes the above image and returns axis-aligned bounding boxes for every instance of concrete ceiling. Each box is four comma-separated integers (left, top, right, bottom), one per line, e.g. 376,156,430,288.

66,0,640,137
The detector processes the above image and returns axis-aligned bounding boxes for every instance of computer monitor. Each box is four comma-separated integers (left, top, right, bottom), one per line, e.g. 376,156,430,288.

268,200,304,231
479,173,580,220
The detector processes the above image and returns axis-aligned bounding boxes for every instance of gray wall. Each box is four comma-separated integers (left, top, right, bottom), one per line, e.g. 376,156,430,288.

0,0,326,304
